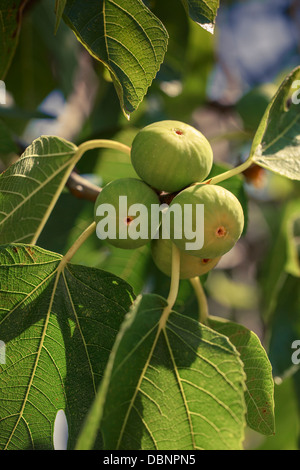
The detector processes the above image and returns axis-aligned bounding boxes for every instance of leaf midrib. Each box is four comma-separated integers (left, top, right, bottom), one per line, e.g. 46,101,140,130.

0,156,75,228
259,112,300,155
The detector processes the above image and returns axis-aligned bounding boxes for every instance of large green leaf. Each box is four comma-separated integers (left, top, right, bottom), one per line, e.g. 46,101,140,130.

208,317,275,436
249,67,300,180
0,244,134,450
261,199,300,319
77,294,247,450
268,275,300,380
63,0,168,117
0,0,29,79
0,136,78,245
181,0,220,33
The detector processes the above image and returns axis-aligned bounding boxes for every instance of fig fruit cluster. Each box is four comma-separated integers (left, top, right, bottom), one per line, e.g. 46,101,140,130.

94,120,244,280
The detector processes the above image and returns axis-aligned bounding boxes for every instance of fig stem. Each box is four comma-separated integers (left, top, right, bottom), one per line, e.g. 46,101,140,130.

190,276,209,324
75,139,131,164
166,243,181,308
202,158,253,186
159,243,181,329
60,221,96,268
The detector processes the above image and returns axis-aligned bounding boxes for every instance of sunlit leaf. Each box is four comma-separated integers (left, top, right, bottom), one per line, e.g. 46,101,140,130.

0,244,134,450
250,67,300,180
64,0,168,117
0,136,78,245
209,317,275,436
181,0,220,33
77,294,247,450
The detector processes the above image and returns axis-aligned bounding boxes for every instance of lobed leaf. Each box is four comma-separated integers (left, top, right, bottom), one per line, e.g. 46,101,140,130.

0,136,78,245
63,0,169,117
78,294,247,450
209,317,275,436
0,244,134,450
250,66,300,180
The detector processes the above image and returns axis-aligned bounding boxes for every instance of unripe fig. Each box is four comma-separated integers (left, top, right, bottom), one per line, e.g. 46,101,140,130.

94,178,160,249
151,237,220,279
131,120,213,193
169,184,244,258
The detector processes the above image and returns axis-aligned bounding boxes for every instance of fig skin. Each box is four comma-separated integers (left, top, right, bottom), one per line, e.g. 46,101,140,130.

131,120,213,193
151,237,220,279
94,178,160,249
169,184,244,258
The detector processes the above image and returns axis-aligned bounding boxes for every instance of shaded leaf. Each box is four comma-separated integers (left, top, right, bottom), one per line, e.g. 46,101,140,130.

268,275,300,380
209,317,275,436
0,0,29,79
78,294,247,450
63,0,168,117
0,107,56,121
31,0,79,99
0,119,18,157
55,0,67,33
150,0,189,82
0,244,134,450
98,244,151,296
261,199,300,319
5,9,57,113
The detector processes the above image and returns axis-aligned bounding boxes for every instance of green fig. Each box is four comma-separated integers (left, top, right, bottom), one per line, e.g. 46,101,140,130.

151,237,220,279
169,184,244,258
94,178,160,249
131,120,213,193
